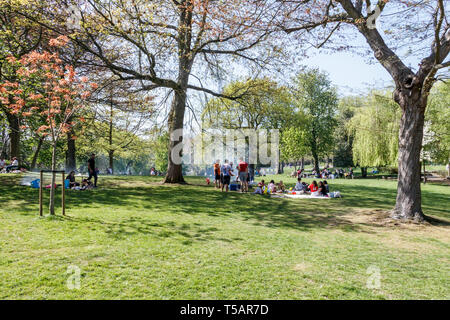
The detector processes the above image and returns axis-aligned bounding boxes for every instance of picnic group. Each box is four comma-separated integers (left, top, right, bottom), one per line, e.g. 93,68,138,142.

211,159,341,198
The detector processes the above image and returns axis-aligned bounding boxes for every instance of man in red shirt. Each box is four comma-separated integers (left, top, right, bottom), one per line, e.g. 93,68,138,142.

238,158,249,193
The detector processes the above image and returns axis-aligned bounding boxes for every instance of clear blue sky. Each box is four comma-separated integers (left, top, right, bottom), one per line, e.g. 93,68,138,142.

303,52,393,96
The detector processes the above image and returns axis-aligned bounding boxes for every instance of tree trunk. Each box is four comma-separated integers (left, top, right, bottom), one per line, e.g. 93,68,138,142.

31,137,44,171
109,98,114,174
301,157,304,170
109,150,114,174
49,143,57,216
391,96,426,222
66,130,76,172
164,88,187,183
164,6,193,184
361,167,368,178
312,150,320,173
6,113,20,163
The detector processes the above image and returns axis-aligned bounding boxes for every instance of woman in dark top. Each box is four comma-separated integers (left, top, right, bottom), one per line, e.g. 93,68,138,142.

323,180,329,193
318,181,328,196
66,171,80,188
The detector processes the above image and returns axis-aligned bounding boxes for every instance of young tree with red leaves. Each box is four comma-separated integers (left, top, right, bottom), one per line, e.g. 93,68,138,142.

0,36,97,215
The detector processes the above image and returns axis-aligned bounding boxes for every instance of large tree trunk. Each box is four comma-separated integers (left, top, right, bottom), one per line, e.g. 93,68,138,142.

6,113,20,162
164,89,187,183
66,130,76,172
164,6,193,184
30,136,44,171
391,95,426,222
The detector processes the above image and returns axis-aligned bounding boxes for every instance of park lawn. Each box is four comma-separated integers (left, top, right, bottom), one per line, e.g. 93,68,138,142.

0,174,449,300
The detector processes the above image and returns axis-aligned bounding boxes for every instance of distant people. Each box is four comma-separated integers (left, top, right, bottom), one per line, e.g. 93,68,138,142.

268,180,276,193
6,157,19,173
323,180,329,193
66,171,80,188
150,167,156,176
253,182,263,194
221,160,232,192
107,167,113,175
238,158,249,193
277,181,286,193
81,179,94,190
309,180,319,196
318,181,328,197
87,154,98,187
348,167,354,179
295,177,306,192
213,160,221,189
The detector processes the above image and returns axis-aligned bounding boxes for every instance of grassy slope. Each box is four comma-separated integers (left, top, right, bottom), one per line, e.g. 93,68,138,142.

0,174,449,299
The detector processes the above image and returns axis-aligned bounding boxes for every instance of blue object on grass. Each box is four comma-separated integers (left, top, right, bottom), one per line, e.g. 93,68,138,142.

30,179,40,188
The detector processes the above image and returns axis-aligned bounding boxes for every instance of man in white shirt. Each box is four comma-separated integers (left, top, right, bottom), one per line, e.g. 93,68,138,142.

6,157,19,173
0,157,5,170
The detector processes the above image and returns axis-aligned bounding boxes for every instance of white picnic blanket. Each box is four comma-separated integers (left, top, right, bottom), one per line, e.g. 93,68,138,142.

280,194,331,199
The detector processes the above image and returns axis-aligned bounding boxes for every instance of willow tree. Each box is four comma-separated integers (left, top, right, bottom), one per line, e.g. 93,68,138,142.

22,0,287,183
347,91,401,168
282,0,450,221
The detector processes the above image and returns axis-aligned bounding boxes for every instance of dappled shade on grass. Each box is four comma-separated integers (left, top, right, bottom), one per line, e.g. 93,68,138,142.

0,175,448,299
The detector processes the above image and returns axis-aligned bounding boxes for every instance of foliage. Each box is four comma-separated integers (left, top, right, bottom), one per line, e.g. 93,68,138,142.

424,82,450,164
202,78,294,130
333,96,361,167
347,91,401,168
291,68,338,170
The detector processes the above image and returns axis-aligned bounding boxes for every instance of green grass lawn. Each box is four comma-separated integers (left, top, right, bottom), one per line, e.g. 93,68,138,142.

0,174,449,299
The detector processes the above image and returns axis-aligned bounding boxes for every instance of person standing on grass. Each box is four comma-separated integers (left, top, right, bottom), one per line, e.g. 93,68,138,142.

238,157,249,193
214,160,221,189
221,159,232,192
87,153,98,188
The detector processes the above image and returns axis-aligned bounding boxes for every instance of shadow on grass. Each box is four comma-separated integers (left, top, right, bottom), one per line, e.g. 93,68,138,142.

1,175,448,237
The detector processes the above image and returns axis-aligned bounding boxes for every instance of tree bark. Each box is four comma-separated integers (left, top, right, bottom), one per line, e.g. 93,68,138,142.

66,130,76,172
49,143,57,216
31,137,44,171
391,95,426,222
164,89,187,183
109,150,114,174
6,113,20,163
361,167,367,178
108,97,114,174
164,5,193,184
312,150,320,173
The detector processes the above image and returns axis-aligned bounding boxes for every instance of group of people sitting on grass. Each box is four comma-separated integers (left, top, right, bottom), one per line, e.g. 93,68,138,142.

254,177,330,197
292,167,354,180
66,171,95,190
